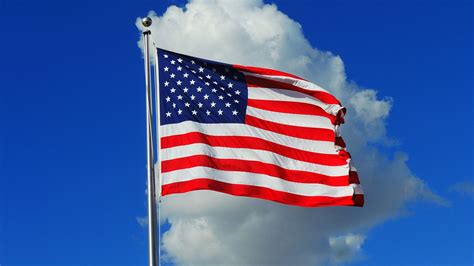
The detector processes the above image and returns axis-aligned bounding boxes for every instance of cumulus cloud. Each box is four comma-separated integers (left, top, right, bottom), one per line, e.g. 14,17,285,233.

136,0,444,264
329,234,365,263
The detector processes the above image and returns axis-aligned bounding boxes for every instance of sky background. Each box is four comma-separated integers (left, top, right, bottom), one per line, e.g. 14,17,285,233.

1,0,473,265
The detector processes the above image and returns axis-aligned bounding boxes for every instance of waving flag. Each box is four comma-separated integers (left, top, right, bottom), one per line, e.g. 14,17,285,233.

157,48,363,207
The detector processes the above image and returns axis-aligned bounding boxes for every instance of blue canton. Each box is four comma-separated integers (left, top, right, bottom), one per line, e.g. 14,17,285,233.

157,48,248,125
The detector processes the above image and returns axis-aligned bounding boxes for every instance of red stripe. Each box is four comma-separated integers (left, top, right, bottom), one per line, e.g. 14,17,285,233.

335,137,346,148
336,108,346,124
247,99,337,124
161,132,347,166
233,64,304,80
244,75,341,105
349,171,360,184
162,155,352,186
245,115,335,142
162,179,364,207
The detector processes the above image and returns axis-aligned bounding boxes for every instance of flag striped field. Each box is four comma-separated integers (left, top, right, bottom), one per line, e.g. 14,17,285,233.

157,48,364,208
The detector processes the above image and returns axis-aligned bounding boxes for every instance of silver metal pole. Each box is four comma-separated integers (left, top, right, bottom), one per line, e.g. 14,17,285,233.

141,17,158,266
152,42,162,266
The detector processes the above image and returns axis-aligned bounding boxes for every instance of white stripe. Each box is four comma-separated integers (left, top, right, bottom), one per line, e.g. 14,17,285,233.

161,121,339,155
246,106,334,130
351,183,364,195
248,87,343,116
349,164,357,172
162,167,357,197
243,72,331,94
161,143,349,177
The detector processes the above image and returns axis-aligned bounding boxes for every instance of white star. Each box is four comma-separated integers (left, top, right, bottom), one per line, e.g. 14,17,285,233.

172,103,176,108
232,110,238,116
203,94,209,100
218,109,223,115
227,93,232,97
165,112,171,117
206,75,211,79
198,76,203,80
164,67,169,72
177,95,183,100
192,110,198,115
213,81,218,85
178,109,183,115
185,102,190,107
220,75,225,80
190,80,195,85
170,73,175,78
170,88,176,93
163,54,168,58
183,87,189,93
164,81,169,87
234,99,239,103
190,95,196,100
211,101,216,107
177,66,182,71
220,87,225,91
170,60,175,64
205,82,210,86
191,70,196,74
183,73,189,78
206,110,211,116
227,82,233,88
211,88,217,93
196,87,203,92
165,96,171,102
176,80,182,85
218,95,224,100
225,102,231,107
235,90,241,95
198,67,204,72
198,102,203,108
191,60,196,64
177,58,183,63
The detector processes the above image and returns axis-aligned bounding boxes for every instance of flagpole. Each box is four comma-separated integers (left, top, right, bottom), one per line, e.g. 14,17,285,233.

152,39,162,266
141,17,158,266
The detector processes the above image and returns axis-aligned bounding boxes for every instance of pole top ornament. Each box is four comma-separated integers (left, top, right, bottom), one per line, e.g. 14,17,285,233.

142,17,152,27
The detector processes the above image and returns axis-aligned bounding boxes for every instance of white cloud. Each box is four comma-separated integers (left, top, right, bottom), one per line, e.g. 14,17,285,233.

329,234,366,263
136,0,445,264
136,216,148,227
450,181,474,197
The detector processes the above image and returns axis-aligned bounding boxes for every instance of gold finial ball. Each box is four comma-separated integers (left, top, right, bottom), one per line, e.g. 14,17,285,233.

142,17,152,27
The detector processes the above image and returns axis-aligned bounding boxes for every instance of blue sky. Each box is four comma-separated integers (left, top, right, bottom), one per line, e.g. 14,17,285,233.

1,0,472,265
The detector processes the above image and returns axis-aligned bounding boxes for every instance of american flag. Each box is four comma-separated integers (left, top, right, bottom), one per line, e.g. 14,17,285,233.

157,48,364,207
